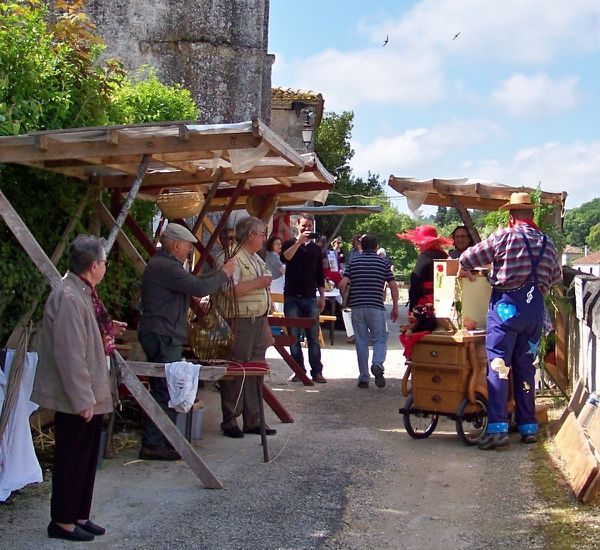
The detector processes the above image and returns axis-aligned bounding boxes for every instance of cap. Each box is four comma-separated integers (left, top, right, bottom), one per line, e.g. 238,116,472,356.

162,223,198,243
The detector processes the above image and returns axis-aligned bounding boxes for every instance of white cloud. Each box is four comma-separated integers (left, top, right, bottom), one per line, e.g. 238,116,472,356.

491,73,580,118
366,0,600,64
462,141,600,208
273,47,444,112
351,118,502,177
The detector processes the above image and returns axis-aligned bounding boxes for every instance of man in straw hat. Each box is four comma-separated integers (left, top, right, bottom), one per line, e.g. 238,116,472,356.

458,192,562,450
138,222,236,460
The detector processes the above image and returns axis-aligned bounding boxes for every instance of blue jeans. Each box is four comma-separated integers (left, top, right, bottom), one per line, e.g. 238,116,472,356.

351,307,387,382
284,296,323,377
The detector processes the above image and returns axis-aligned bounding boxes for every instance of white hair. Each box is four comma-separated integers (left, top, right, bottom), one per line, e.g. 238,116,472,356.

376,247,386,257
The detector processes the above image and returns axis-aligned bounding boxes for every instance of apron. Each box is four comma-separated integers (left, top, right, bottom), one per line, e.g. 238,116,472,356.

485,230,547,436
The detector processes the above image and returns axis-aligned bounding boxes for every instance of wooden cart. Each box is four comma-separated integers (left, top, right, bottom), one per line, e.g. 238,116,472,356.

399,331,490,445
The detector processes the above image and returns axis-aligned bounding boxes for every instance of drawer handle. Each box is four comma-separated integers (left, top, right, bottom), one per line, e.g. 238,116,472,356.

431,394,442,403
430,350,438,358
431,375,442,384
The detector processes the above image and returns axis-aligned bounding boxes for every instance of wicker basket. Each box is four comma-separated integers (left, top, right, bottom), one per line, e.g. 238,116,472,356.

156,187,205,219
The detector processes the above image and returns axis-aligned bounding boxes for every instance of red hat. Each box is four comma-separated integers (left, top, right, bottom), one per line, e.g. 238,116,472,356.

396,225,453,248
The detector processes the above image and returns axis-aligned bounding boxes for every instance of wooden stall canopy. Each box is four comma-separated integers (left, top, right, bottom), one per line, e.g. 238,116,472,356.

0,118,334,209
388,177,566,212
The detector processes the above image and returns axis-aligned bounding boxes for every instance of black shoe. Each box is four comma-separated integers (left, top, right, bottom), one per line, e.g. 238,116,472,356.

312,373,327,383
478,433,509,450
223,426,244,438
357,381,369,389
371,364,386,388
243,426,277,436
48,521,94,542
77,520,105,536
139,446,181,461
521,434,538,444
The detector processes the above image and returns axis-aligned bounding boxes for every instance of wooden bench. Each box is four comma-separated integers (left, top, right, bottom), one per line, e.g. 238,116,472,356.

271,293,336,347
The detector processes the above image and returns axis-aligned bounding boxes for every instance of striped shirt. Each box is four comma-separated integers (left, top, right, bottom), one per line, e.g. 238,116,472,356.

346,251,395,309
459,225,562,293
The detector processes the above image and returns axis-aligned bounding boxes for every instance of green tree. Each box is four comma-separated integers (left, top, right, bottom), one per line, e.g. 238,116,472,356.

587,222,600,251
563,198,600,247
107,66,199,124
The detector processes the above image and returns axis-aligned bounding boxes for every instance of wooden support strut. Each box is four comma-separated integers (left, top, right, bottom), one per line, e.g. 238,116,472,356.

0,189,225,488
193,179,247,274
450,195,481,244
105,154,150,254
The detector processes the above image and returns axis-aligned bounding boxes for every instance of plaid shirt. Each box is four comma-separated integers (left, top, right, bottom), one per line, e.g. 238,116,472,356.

459,225,562,293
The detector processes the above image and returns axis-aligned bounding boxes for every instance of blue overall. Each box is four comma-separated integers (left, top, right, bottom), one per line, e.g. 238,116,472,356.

485,231,547,436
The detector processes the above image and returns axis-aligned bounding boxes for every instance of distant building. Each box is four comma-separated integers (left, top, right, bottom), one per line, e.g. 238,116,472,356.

562,245,585,266
270,88,324,153
572,249,600,277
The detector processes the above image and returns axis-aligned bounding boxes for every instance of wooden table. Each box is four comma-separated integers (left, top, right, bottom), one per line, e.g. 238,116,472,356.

268,315,318,387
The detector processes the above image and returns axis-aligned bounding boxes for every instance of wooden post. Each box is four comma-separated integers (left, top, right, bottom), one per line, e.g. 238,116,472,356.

105,154,150,254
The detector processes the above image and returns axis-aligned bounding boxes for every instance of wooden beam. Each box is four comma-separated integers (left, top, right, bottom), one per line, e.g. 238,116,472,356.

100,164,304,190
0,131,261,163
126,361,226,381
114,353,223,489
450,196,481,243
5,188,92,348
0,190,61,287
193,180,246,274
105,155,150,253
95,202,147,276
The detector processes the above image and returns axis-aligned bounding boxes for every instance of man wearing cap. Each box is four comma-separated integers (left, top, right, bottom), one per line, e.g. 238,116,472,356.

458,192,562,450
138,222,236,460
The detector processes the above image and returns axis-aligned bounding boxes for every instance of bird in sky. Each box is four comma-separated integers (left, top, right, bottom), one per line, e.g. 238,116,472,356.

452,31,461,40
382,35,389,47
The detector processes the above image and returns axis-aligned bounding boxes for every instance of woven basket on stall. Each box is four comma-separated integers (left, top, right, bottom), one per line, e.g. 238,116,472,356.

156,187,205,219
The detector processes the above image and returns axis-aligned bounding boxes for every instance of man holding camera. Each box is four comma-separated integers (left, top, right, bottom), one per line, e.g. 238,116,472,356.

281,214,327,383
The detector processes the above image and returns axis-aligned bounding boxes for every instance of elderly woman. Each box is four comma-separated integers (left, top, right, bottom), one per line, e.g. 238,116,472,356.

32,235,126,542
397,225,453,311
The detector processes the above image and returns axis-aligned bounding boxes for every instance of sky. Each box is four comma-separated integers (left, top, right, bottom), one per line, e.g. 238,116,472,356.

269,0,600,212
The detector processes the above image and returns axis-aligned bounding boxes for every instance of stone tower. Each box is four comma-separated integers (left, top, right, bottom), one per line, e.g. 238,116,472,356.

85,0,273,124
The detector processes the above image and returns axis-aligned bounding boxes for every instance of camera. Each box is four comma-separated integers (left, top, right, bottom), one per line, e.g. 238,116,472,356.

307,232,320,239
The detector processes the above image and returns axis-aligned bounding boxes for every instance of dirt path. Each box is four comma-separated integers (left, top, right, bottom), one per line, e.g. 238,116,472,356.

0,319,550,549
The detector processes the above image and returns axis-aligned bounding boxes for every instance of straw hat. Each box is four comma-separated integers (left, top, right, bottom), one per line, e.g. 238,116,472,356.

499,192,534,211
396,225,453,247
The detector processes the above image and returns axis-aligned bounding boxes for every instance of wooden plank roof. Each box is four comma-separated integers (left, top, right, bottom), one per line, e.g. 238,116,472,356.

388,177,566,212
0,119,334,209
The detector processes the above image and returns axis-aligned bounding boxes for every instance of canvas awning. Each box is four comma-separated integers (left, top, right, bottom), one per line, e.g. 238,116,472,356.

275,205,382,216
0,119,334,209
388,177,566,213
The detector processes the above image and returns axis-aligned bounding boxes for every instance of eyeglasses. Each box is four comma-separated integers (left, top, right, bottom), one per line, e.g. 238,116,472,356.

253,231,266,237
98,259,110,267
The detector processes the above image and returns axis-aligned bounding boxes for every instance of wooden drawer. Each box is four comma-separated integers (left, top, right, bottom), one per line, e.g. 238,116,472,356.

411,342,460,366
413,388,462,413
412,365,465,393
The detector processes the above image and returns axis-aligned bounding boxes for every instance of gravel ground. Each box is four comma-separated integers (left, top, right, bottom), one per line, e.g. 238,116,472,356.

0,312,552,549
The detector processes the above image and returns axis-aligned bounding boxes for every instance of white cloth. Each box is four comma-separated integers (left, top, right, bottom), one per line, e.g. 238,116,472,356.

0,349,43,502
165,361,201,413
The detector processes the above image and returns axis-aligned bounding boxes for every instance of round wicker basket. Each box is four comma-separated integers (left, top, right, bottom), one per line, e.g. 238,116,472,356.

156,188,205,219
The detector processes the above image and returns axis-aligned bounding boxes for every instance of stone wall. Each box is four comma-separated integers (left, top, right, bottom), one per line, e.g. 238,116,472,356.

83,0,273,124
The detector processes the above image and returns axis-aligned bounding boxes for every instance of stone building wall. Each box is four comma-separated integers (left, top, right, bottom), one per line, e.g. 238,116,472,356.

83,0,273,124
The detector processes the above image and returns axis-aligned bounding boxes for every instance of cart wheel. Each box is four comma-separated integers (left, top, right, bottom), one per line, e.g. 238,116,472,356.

456,393,488,446
402,395,438,439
